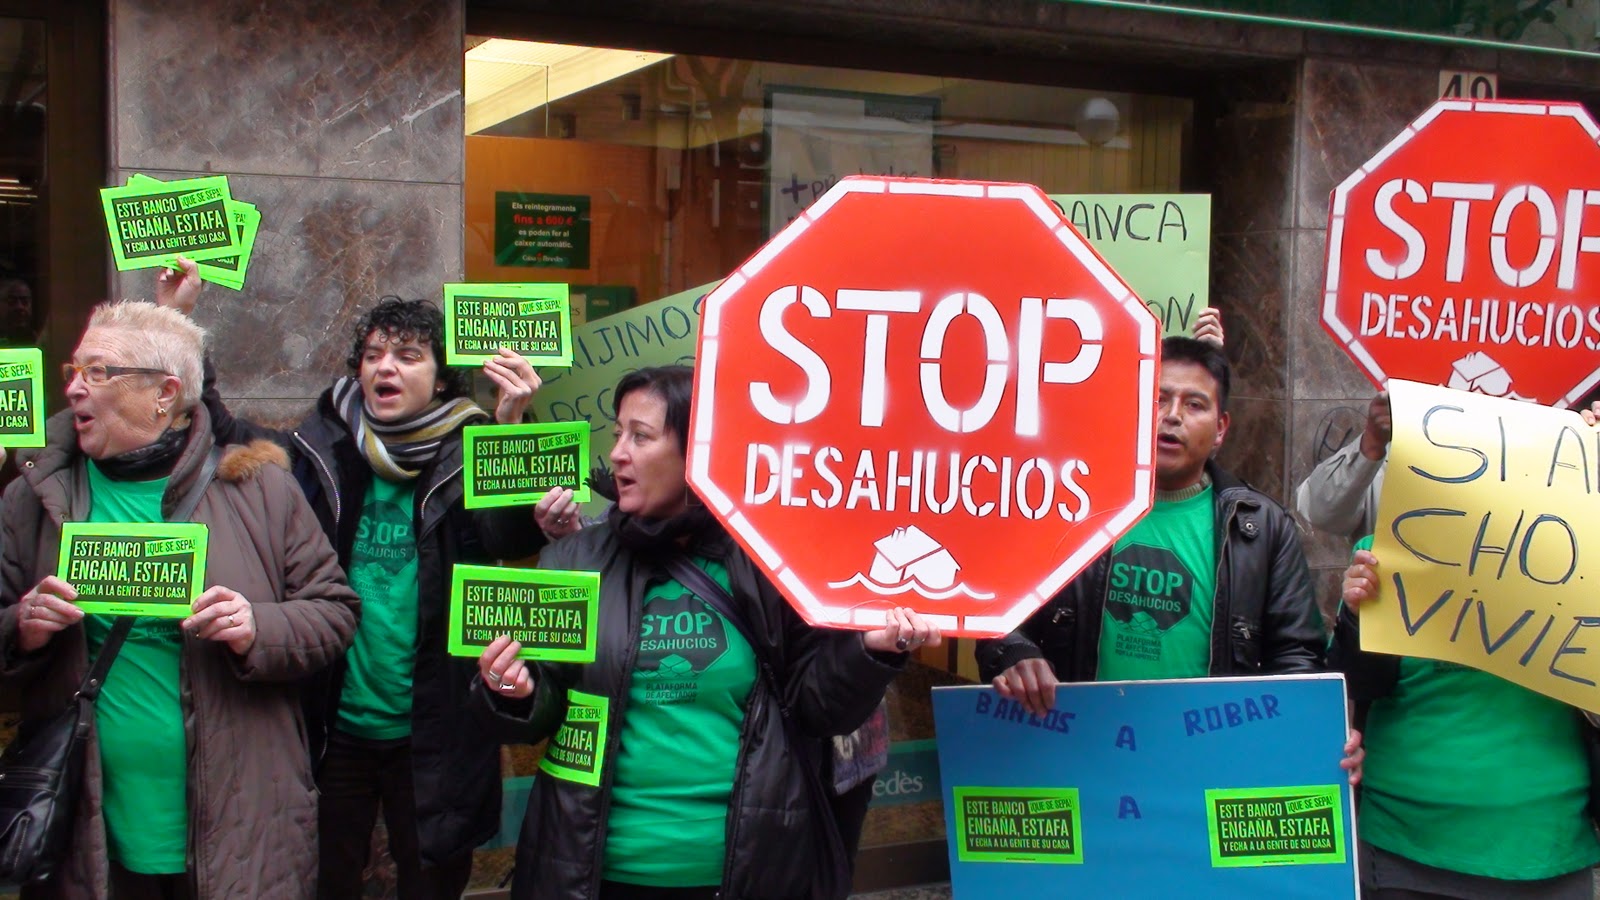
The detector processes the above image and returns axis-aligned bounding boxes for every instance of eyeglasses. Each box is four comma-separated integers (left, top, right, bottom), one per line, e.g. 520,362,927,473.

61,363,173,386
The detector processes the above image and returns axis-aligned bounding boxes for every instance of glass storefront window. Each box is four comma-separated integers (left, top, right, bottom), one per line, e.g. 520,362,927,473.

464,39,1192,890
0,17,44,349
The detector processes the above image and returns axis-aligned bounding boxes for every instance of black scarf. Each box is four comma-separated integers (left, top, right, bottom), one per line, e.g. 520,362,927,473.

92,425,191,481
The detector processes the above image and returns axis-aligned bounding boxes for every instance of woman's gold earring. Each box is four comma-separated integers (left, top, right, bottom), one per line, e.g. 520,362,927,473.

157,407,167,416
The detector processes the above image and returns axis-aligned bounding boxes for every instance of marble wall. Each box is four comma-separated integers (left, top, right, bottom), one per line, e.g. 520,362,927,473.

107,0,465,429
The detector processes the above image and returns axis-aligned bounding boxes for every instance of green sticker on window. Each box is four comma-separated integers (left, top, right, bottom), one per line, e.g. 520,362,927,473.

0,348,45,448
462,422,590,509
540,689,609,787
58,522,209,618
952,786,1083,864
443,282,572,366
448,563,598,663
1204,785,1346,867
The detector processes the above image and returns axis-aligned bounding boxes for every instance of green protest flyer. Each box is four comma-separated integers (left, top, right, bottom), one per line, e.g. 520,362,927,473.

443,282,573,367
539,689,609,786
57,522,209,618
100,175,241,270
127,174,257,290
1204,785,1346,868
462,422,590,509
448,563,599,662
0,348,45,448
952,786,1084,864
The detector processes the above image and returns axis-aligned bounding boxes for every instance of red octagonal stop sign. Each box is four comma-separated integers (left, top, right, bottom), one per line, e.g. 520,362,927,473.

687,176,1159,638
1325,99,1600,406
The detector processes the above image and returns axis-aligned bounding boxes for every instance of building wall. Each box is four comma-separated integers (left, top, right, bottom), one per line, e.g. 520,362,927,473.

106,0,467,429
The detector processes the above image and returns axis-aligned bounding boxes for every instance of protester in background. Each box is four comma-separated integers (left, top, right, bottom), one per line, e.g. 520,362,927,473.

978,337,1361,779
0,300,358,898
1294,390,1390,543
1336,541,1599,899
477,365,939,900
157,261,547,900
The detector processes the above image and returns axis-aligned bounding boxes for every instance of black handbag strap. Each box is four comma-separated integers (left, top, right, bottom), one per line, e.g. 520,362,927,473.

663,555,786,710
75,446,221,703
663,554,851,898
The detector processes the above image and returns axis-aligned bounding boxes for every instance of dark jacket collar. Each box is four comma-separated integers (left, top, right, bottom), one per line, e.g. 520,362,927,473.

18,405,219,524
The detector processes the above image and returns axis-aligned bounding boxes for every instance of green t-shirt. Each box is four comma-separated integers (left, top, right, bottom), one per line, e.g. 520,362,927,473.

1350,536,1600,879
336,477,420,740
83,461,187,874
1096,486,1216,681
602,559,757,887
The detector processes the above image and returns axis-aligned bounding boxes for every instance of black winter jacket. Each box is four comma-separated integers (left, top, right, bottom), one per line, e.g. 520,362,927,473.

977,462,1325,682
477,520,906,900
206,377,546,864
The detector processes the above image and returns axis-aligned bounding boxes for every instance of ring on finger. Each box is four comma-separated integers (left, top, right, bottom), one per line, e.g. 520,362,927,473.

489,670,504,686
500,680,515,692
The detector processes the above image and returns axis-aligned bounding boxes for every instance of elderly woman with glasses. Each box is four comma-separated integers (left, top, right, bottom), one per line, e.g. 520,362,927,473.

0,300,359,900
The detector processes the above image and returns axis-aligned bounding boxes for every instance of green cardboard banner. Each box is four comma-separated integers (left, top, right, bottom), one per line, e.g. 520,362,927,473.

1204,785,1346,868
101,175,241,271
1048,193,1211,336
533,280,717,517
127,174,258,290
58,522,209,618
448,563,599,663
444,282,573,366
539,689,609,786
462,422,590,509
495,192,591,268
0,348,46,448
953,786,1084,864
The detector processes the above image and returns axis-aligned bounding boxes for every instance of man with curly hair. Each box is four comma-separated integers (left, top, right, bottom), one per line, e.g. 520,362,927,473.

159,260,550,899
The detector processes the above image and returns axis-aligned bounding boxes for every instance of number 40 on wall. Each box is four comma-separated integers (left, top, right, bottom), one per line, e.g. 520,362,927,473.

1439,69,1498,100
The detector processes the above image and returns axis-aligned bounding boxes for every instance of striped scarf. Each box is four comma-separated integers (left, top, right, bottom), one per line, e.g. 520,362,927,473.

332,377,489,482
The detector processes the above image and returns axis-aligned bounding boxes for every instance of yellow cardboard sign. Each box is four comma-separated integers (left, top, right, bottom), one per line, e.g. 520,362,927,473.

1367,379,1600,712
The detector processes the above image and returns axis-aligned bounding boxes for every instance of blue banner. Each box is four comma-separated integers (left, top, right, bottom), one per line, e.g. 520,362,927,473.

932,675,1356,899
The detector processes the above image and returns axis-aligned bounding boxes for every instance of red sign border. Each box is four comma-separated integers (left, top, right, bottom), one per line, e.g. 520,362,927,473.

686,176,1161,637
1322,98,1600,408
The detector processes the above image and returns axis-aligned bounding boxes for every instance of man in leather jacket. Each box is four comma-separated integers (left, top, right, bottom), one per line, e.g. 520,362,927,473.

978,337,1326,713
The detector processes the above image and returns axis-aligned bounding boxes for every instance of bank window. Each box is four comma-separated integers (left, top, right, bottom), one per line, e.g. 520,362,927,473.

463,38,1191,887
0,17,44,349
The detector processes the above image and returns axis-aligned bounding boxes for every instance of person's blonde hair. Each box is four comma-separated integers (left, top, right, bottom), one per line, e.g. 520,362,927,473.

86,301,206,410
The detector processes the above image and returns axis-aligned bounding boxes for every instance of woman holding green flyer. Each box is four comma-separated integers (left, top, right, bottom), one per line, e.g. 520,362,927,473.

0,299,359,899
474,365,940,900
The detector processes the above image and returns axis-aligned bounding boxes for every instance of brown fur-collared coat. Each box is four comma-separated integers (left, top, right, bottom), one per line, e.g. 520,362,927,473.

0,405,359,899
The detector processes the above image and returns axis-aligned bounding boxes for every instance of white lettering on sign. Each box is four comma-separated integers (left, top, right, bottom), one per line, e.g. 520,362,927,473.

743,444,1093,522
1365,180,1600,290
1358,293,1600,350
750,284,1105,435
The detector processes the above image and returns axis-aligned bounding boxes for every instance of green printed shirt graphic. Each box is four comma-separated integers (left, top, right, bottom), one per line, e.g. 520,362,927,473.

603,559,756,887
337,478,421,740
1096,486,1215,681
84,462,187,873
1350,538,1600,880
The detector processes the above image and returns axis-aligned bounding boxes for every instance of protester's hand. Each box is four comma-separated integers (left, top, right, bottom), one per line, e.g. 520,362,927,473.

479,635,534,699
154,257,202,316
993,658,1059,719
184,586,256,655
1341,550,1380,616
1341,729,1365,785
1193,307,1224,348
1583,400,1600,427
535,486,583,539
1359,391,1392,461
15,576,83,653
485,348,541,424
863,607,943,656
